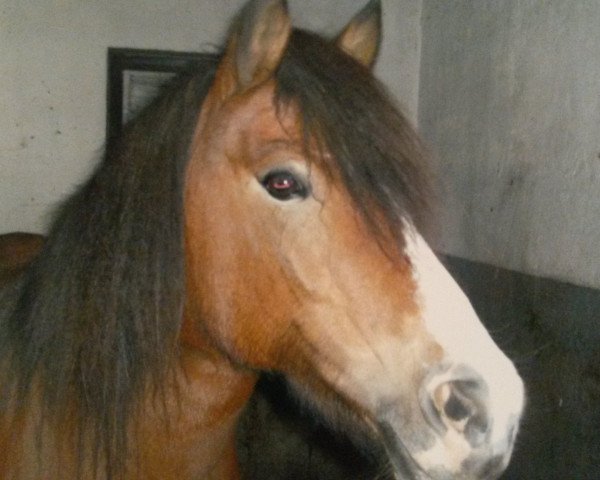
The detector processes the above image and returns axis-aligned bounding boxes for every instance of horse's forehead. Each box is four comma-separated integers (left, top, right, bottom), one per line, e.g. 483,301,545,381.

212,84,303,151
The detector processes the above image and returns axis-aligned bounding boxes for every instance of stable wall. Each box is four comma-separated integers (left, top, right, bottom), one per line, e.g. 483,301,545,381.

417,6,600,475
419,0,600,289
0,0,422,233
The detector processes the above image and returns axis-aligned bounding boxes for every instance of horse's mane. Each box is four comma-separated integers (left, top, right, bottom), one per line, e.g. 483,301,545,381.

0,58,219,477
0,28,431,479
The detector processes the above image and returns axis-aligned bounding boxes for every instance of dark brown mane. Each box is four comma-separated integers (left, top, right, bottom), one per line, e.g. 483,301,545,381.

276,29,432,241
0,60,218,478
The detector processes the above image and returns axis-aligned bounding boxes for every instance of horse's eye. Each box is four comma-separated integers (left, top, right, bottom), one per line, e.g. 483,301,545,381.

261,170,308,201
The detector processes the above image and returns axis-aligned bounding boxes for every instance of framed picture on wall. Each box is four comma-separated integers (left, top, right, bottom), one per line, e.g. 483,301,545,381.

106,48,217,140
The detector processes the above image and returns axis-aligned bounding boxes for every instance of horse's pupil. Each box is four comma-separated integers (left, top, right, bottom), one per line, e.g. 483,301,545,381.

263,171,305,200
272,175,293,190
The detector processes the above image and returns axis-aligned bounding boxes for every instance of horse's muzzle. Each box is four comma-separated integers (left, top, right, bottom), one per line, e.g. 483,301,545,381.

414,363,523,479
377,361,523,480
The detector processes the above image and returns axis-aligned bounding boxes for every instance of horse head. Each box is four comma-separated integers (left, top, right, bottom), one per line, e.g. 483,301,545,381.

182,1,524,478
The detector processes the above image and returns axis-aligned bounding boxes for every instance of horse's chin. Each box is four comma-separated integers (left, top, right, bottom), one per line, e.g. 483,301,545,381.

377,421,431,480
377,420,513,480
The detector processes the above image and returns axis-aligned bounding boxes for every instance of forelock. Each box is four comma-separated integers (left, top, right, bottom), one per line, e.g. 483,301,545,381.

274,29,433,244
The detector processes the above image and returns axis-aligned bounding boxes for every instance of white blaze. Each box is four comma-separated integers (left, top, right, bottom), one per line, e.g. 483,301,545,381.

404,225,524,451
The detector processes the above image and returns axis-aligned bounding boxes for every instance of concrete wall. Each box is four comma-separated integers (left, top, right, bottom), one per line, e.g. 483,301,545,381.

419,1,600,288
0,0,421,234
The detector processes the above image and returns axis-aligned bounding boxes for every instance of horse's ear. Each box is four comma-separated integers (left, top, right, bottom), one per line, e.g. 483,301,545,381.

335,0,382,68
216,0,291,96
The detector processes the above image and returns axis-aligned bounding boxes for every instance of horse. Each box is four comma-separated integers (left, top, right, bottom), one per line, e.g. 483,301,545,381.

0,1,525,479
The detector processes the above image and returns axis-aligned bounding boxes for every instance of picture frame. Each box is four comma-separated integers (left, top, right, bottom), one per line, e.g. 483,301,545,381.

106,48,217,140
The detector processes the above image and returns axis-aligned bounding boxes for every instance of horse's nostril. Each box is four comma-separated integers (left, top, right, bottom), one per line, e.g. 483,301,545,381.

424,368,491,447
441,382,473,421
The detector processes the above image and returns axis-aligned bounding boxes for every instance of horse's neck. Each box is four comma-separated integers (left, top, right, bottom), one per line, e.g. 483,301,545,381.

0,233,258,479
135,344,257,479
0,338,256,480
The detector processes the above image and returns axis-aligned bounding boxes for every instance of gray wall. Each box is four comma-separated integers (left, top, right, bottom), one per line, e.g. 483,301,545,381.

0,0,422,233
419,0,600,288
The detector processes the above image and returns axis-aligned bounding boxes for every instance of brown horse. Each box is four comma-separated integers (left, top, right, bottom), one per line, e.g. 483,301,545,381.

0,1,524,479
